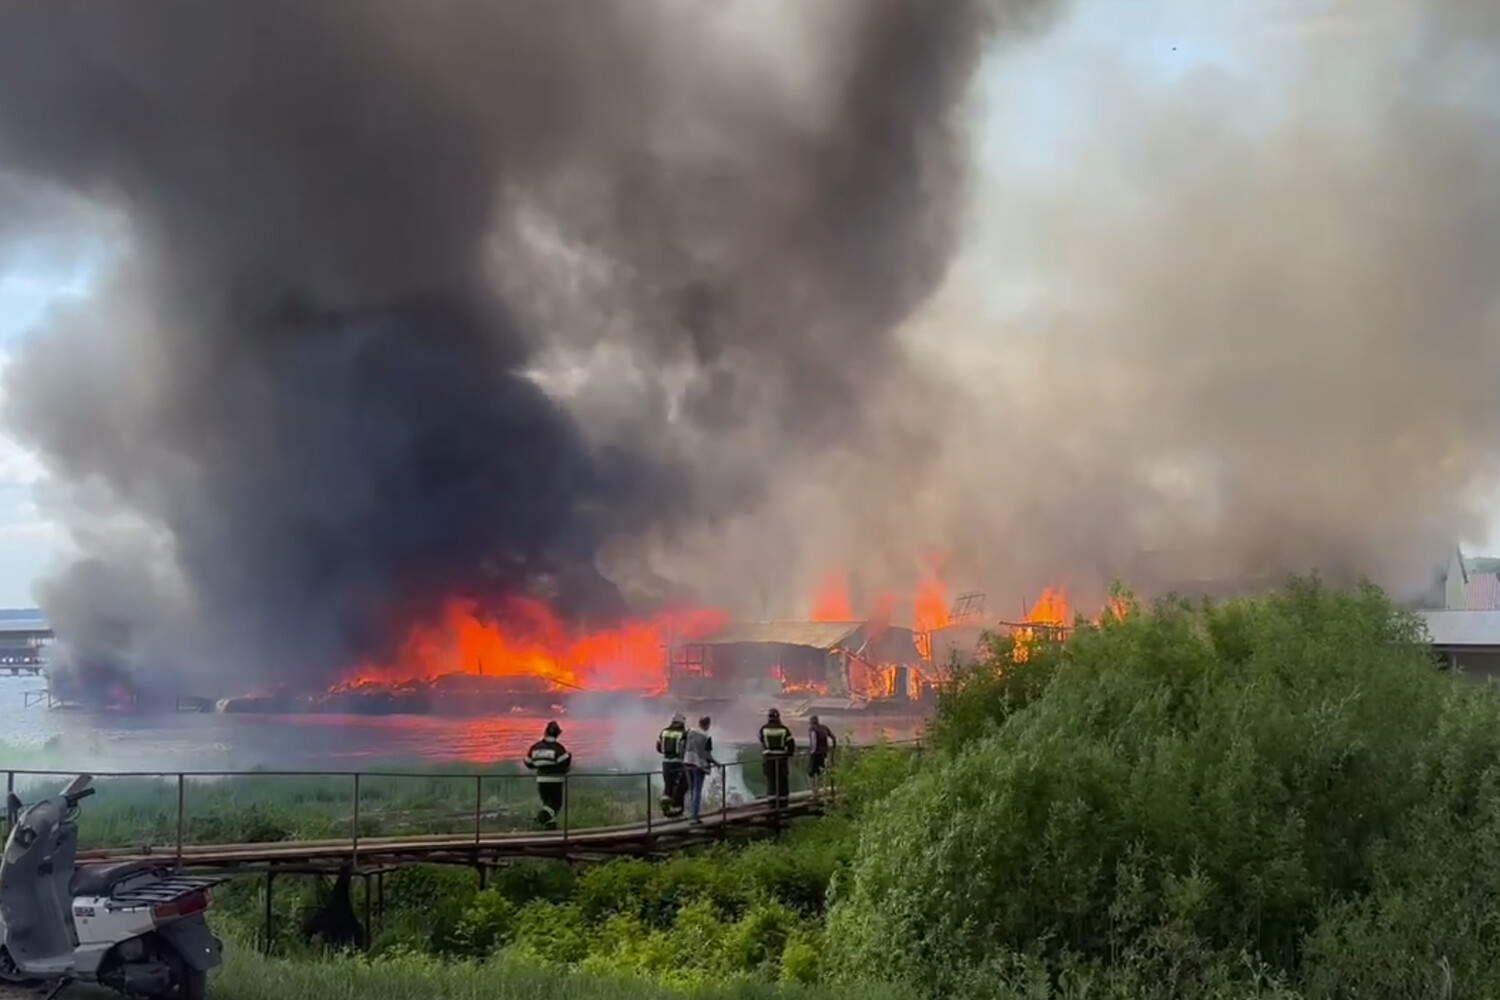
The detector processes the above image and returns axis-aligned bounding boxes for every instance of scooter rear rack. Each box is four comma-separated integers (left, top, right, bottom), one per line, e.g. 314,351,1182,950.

106,873,227,908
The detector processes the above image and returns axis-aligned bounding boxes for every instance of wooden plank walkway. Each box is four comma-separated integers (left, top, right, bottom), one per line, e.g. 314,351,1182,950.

74,791,822,873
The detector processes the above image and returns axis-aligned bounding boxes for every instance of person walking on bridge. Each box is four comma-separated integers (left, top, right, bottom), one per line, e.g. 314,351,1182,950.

657,712,689,818
683,715,718,826
524,720,572,830
807,714,836,797
759,708,795,812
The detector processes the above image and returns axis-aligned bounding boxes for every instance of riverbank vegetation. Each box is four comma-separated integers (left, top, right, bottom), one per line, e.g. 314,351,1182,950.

32,576,1500,999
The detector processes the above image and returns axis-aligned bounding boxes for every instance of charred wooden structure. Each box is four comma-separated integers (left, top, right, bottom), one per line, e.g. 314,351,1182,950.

666,619,931,710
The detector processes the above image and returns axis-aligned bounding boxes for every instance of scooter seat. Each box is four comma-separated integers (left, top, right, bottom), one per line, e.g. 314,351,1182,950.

70,859,163,898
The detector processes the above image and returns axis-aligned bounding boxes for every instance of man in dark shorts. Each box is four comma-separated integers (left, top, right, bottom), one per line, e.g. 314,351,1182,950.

807,714,836,795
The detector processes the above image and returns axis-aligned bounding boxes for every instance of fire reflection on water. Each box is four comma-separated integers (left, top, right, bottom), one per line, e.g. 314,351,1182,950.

0,676,923,773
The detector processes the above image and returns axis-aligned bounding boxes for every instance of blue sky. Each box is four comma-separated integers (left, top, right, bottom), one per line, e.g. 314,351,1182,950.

0,0,1484,608
0,260,95,606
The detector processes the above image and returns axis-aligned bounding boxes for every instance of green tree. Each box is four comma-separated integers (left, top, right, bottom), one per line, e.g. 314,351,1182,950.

827,579,1500,998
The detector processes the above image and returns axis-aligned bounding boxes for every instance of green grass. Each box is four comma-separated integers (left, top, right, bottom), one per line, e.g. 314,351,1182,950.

204,941,916,1000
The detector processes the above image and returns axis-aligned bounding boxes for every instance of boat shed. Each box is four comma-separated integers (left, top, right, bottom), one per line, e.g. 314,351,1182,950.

669,621,864,698
1419,610,1500,681
0,607,52,668
667,620,925,700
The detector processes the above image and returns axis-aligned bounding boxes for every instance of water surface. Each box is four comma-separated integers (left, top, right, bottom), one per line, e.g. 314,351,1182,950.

0,675,921,776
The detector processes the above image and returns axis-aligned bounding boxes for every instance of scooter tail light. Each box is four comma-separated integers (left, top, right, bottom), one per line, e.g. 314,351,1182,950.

152,890,210,923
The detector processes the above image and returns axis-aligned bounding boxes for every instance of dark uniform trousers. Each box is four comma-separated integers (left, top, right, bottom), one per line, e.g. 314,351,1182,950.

524,737,572,829
759,724,794,809
657,728,688,816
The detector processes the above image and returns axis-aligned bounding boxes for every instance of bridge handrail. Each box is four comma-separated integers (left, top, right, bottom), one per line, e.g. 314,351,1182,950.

2,736,926,862
0,737,922,780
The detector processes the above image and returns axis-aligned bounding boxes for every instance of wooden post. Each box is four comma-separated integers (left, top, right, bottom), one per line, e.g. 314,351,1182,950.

175,774,186,868
473,775,483,844
351,773,361,864
362,871,373,951
263,872,276,956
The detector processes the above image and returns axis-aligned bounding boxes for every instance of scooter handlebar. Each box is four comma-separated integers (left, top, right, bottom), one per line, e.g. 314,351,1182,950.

66,787,96,805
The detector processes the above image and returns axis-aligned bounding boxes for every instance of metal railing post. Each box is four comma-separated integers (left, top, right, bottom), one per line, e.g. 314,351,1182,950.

351,773,361,864
720,762,728,826
473,775,483,845
562,775,570,841
645,772,653,838
4,770,14,832
175,774,186,867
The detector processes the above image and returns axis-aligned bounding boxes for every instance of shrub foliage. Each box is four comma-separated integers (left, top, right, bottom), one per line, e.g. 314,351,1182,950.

826,578,1500,998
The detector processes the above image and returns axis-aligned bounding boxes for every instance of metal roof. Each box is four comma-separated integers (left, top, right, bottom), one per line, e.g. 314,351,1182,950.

1464,573,1500,610
696,621,864,650
0,609,49,634
1419,610,1500,647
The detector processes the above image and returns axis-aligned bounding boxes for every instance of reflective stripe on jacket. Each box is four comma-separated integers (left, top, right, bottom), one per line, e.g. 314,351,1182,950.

759,724,794,757
524,737,573,783
657,727,686,761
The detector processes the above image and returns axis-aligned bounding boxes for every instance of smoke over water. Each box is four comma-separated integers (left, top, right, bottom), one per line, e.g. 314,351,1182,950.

0,0,1058,699
645,0,1500,618
3,1,1499,702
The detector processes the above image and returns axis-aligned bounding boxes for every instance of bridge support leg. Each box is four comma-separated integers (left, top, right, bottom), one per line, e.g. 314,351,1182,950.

263,872,276,956
302,864,366,950
477,864,488,890
361,871,373,951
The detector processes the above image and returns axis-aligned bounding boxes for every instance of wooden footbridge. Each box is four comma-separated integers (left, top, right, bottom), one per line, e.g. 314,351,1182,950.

8,756,865,951
73,789,824,872
4,742,921,950
7,744,924,871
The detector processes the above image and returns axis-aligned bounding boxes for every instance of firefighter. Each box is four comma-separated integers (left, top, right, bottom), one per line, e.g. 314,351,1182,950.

758,708,795,811
523,720,572,829
656,712,689,818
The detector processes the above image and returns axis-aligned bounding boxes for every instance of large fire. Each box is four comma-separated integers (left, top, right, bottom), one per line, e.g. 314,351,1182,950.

337,597,726,694
327,557,1128,705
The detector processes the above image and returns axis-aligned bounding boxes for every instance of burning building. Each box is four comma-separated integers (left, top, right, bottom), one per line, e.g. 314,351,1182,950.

664,618,930,716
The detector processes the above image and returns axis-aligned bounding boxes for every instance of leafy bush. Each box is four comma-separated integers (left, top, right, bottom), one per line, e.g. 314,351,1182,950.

827,579,1500,998
823,743,924,819
778,927,823,986
455,888,517,955
511,901,595,965
216,926,923,1000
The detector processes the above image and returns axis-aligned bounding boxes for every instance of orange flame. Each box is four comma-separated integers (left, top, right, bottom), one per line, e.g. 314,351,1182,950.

810,569,855,621
913,572,950,634
1008,585,1070,661
339,597,726,693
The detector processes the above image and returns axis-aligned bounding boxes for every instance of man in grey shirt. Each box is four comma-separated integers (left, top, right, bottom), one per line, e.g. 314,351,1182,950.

682,716,718,824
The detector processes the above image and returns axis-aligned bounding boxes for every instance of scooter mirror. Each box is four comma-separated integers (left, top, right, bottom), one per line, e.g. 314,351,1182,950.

5,791,20,815
61,774,93,799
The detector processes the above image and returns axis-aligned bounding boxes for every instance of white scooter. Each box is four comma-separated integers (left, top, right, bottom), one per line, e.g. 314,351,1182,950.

0,774,225,1000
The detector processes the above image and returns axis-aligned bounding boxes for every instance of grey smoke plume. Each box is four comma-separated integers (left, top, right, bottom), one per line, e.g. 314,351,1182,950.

660,0,1500,617
0,0,1054,699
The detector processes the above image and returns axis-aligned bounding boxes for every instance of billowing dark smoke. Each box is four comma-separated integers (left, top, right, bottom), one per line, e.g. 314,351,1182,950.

641,0,1500,619
0,0,1053,699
